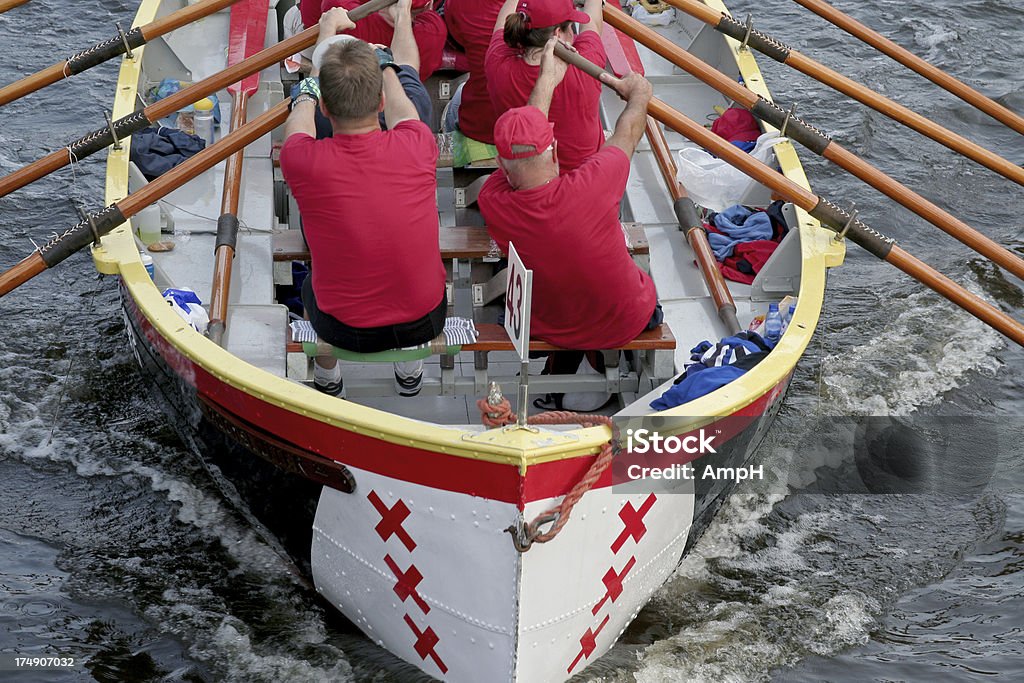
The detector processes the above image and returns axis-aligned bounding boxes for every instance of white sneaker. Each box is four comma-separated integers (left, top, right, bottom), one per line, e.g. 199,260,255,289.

313,361,345,398
393,360,423,397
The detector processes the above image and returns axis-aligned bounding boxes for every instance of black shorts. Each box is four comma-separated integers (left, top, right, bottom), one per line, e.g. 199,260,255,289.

302,276,447,354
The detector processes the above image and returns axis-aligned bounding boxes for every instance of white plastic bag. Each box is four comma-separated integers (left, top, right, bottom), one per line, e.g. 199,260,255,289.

675,131,787,212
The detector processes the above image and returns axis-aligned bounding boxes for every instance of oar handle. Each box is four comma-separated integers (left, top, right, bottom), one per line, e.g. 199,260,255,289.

558,44,1024,348
644,117,742,335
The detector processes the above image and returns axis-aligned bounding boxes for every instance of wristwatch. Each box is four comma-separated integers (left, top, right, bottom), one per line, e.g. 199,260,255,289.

380,62,401,74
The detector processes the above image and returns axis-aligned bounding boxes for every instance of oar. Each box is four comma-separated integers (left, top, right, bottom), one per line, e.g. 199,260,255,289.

790,0,1024,136
0,0,397,199
644,116,742,334
0,0,30,13
553,43,1024,348
0,0,242,108
660,0,1024,188
207,0,269,346
0,101,290,298
604,5,1024,280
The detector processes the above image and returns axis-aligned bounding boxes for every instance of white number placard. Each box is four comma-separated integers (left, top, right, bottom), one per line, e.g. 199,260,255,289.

504,242,533,362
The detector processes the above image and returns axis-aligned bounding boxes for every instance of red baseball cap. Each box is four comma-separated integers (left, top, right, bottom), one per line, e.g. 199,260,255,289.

494,106,555,160
516,0,590,29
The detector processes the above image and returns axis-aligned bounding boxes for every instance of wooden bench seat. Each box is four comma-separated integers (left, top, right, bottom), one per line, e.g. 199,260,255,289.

271,224,650,262
463,323,675,352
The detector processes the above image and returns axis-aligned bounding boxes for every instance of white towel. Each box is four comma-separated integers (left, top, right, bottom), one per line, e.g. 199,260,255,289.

291,318,478,347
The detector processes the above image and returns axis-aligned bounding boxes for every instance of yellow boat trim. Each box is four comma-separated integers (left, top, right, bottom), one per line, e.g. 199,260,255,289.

96,0,844,470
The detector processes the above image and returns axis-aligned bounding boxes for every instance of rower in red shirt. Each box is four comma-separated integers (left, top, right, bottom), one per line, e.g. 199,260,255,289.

485,0,606,173
443,0,505,144
280,5,446,398
478,38,660,356
319,0,446,79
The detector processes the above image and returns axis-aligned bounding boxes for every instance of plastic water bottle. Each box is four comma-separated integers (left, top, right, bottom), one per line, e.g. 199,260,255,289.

781,304,796,333
764,303,782,344
140,252,155,280
193,97,215,146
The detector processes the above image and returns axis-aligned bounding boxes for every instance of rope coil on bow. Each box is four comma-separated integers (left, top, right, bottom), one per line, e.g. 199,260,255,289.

478,391,620,552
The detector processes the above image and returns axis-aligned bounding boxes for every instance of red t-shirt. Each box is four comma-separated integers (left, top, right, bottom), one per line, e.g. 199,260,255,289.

485,30,606,173
478,146,657,349
279,121,446,328
322,1,446,79
444,0,505,143
300,0,325,30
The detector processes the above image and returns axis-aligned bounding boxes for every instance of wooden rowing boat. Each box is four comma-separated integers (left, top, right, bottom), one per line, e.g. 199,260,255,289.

91,0,843,679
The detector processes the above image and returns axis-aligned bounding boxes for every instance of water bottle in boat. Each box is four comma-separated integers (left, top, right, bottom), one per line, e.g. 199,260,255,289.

193,98,215,147
140,252,155,280
764,303,782,344
176,104,195,135
781,304,796,334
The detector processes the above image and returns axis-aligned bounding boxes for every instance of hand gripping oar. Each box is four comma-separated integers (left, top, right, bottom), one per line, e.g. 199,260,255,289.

0,0,30,14
0,101,290,298
790,0,1024,136
207,0,269,346
0,0,242,108
552,43,1024,348
644,116,742,335
660,0,1024,188
603,4,1024,281
0,0,397,199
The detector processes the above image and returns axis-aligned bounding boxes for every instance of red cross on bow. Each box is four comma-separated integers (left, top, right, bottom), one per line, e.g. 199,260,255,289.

610,493,657,554
592,556,637,615
403,614,448,674
368,490,417,552
385,554,430,614
567,614,610,674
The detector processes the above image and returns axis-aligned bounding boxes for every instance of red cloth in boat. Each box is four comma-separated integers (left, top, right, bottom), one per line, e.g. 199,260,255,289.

443,0,505,144
321,0,446,79
478,146,657,349
484,30,606,174
711,107,761,143
279,121,445,328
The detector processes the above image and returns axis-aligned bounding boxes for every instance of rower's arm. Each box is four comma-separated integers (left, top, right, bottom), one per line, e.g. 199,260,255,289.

383,68,419,128
527,37,567,117
603,72,653,158
389,0,419,73
284,7,355,141
581,0,603,34
494,0,519,33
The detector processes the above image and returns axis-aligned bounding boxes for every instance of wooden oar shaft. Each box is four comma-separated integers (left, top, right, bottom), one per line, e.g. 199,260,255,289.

0,0,30,12
0,0,397,199
0,0,240,108
208,90,251,344
887,246,1024,347
0,101,288,298
644,117,741,334
553,43,1024,348
660,0,1024,187
791,0,1024,136
605,5,1024,281
120,101,288,217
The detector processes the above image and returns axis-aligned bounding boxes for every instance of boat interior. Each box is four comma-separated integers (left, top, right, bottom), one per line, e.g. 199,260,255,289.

131,0,805,425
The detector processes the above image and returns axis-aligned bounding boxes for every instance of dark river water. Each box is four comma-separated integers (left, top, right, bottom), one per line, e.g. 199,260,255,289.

1,0,1022,681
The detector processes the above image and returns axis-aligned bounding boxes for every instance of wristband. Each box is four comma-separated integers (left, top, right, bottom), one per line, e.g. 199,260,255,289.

290,93,317,111
380,62,401,75
373,46,394,67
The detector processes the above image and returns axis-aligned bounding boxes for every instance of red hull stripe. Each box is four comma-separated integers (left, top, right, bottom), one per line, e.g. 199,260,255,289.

125,293,786,505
